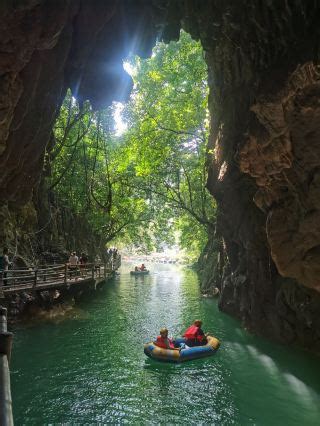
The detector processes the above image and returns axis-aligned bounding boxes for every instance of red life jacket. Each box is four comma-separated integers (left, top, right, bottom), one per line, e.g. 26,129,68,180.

155,335,175,349
183,325,203,342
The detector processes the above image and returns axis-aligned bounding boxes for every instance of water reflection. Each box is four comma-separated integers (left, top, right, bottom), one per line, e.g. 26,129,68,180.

10,262,320,425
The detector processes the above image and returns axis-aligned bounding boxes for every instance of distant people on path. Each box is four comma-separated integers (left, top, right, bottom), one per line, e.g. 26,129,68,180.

105,247,120,269
154,328,177,350
0,247,12,286
183,320,208,347
106,247,117,257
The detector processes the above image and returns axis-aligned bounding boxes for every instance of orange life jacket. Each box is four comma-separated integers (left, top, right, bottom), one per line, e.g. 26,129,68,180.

155,335,175,349
183,325,203,342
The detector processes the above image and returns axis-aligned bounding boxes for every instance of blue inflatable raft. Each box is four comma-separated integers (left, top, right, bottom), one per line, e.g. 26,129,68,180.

144,335,220,362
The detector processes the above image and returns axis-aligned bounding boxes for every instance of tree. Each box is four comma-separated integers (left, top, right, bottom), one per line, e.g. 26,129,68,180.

47,92,154,247
121,30,216,257
47,31,216,261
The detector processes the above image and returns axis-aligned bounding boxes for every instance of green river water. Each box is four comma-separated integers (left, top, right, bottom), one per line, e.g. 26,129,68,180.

11,263,320,425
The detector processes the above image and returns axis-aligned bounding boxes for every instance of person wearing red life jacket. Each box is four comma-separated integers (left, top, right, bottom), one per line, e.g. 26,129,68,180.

183,320,208,347
154,328,177,350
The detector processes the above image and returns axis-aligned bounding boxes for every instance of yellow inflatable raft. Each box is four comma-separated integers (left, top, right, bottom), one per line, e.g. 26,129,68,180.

144,335,220,362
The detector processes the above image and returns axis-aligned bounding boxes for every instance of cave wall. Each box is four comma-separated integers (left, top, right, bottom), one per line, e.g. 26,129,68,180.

180,1,320,350
0,0,165,261
0,0,163,206
1,1,320,351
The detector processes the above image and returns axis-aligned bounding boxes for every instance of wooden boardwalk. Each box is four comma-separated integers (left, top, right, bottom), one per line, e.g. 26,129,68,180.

1,256,121,295
0,262,106,426
0,256,121,424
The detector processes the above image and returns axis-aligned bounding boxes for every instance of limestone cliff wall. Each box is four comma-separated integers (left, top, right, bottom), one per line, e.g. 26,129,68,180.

0,0,164,261
0,0,162,206
1,1,320,352
182,1,320,351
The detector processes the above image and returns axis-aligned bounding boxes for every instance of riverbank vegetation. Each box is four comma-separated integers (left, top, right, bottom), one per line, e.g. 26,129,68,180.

46,31,216,263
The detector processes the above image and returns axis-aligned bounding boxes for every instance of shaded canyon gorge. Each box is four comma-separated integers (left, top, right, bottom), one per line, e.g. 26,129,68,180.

1,0,320,353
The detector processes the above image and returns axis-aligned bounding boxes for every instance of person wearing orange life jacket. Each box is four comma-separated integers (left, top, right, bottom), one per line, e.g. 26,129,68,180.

183,320,208,347
154,328,178,350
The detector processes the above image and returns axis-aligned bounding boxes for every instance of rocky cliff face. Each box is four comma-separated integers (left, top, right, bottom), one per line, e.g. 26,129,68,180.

0,179,104,266
1,1,320,352
0,0,166,261
0,0,162,206
185,1,320,351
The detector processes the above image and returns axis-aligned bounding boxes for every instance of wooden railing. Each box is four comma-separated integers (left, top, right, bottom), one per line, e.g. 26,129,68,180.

1,255,121,291
0,255,121,424
0,306,13,426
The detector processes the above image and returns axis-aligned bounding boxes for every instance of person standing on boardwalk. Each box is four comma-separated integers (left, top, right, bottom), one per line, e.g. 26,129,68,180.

80,252,88,265
68,251,79,279
79,252,88,276
0,248,12,286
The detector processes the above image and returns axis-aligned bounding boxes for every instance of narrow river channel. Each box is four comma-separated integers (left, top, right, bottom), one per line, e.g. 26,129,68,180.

11,263,320,424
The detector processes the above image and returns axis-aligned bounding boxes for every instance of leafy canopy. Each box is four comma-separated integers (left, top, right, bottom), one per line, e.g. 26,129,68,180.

48,30,215,260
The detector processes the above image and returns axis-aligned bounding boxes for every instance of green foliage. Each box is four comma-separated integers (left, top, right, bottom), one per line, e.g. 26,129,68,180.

122,31,216,258
48,92,153,245
47,31,216,260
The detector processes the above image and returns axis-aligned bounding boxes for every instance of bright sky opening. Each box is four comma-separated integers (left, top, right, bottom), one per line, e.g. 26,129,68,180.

113,102,127,136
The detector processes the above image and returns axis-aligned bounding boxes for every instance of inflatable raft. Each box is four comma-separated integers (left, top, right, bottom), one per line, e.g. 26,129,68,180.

130,270,149,275
144,335,220,362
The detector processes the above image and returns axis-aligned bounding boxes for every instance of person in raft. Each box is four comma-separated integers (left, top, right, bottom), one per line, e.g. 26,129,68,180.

140,263,147,271
154,328,179,350
183,320,208,347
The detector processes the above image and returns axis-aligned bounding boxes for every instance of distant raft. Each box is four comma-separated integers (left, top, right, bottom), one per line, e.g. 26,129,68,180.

130,270,149,275
144,335,220,363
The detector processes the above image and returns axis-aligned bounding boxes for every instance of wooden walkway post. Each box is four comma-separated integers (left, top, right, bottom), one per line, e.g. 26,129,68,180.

33,268,38,289
0,306,14,426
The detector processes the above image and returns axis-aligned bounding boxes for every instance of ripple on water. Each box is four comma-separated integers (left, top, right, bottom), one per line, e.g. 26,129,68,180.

10,263,320,425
